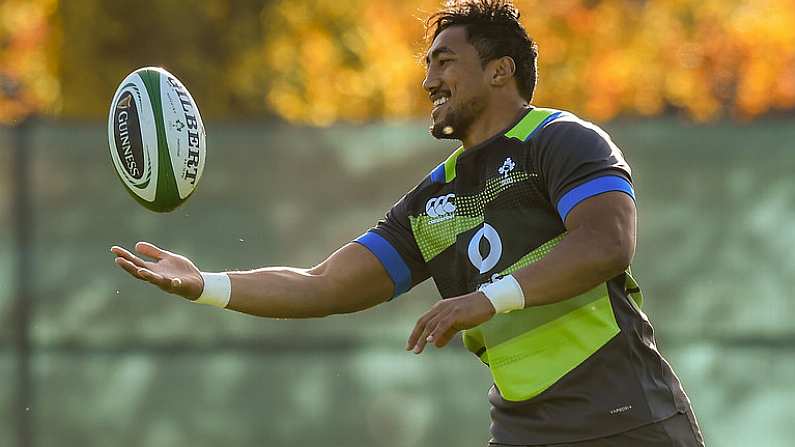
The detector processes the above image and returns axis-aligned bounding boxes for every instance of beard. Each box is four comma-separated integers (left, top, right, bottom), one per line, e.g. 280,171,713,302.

430,94,487,141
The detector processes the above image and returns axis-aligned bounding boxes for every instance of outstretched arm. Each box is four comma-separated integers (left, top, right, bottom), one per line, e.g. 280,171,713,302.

111,242,394,318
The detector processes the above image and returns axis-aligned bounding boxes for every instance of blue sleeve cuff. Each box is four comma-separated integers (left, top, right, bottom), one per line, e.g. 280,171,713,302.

556,175,635,221
354,231,412,299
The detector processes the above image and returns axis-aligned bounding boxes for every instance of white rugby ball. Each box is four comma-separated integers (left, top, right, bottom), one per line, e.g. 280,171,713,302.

108,67,206,212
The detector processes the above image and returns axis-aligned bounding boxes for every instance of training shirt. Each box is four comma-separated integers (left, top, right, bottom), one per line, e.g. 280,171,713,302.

354,107,694,445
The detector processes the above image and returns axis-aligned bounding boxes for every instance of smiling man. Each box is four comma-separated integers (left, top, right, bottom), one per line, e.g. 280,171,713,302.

112,1,704,445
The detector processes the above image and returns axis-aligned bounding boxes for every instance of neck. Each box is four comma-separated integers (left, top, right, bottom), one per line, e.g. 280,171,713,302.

461,97,528,148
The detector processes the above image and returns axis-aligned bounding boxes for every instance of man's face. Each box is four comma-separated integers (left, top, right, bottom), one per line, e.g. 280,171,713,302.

423,26,490,141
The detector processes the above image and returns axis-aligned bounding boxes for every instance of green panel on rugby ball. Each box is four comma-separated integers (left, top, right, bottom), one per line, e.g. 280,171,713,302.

108,67,206,212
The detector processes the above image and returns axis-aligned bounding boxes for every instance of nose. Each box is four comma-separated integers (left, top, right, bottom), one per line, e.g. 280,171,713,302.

423,68,440,93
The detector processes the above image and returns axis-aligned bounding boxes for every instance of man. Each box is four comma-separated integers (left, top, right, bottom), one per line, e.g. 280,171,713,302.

112,1,704,445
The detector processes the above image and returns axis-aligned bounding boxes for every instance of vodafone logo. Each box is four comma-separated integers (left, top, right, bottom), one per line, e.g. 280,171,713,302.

468,223,503,274
426,194,455,220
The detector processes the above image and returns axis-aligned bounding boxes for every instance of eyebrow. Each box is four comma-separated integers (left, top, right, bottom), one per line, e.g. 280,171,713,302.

424,46,456,66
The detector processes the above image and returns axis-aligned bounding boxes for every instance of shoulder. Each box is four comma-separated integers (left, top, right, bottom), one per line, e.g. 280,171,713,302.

531,109,629,171
503,107,622,157
534,110,620,153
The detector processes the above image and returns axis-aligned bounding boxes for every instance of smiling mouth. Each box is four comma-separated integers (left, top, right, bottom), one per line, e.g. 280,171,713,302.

432,95,450,113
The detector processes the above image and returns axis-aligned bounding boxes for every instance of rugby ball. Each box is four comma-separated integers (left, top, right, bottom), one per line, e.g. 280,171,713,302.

108,67,206,212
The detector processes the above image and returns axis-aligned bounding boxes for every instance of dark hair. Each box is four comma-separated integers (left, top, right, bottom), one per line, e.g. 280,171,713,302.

426,0,538,101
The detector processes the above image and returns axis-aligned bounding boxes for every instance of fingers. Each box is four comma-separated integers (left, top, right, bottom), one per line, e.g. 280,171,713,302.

135,242,168,260
427,315,452,347
114,256,146,279
111,246,148,269
407,309,435,352
137,267,177,292
112,242,196,299
407,307,446,354
137,267,162,282
408,295,493,354
410,314,460,353
414,314,442,354
431,326,458,348
113,252,184,298
424,306,466,348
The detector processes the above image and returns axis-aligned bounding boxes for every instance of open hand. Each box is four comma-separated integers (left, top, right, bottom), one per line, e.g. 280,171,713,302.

407,292,496,354
111,242,203,300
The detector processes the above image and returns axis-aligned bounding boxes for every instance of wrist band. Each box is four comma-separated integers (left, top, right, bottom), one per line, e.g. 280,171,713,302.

195,272,231,308
479,275,525,314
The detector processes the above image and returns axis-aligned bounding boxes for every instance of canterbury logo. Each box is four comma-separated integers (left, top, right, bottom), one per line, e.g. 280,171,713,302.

426,193,455,220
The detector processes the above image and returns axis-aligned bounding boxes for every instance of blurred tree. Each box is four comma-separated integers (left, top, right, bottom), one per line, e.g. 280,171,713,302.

56,0,272,120
49,0,795,123
260,0,438,125
0,0,59,124
520,0,795,121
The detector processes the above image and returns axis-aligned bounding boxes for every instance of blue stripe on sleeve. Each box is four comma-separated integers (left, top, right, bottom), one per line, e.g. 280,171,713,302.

430,164,445,184
524,111,564,142
557,175,635,221
354,231,412,298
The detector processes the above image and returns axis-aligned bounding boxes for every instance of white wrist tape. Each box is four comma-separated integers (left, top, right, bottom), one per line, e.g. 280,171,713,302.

195,272,231,308
480,275,525,314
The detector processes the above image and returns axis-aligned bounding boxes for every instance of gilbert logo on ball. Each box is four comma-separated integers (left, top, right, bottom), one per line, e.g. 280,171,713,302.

108,67,206,212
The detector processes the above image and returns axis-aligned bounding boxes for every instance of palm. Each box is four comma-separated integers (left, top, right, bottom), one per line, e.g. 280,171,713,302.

111,242,203,300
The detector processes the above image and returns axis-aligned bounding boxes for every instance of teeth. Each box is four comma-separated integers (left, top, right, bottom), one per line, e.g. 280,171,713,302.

433,97,449,107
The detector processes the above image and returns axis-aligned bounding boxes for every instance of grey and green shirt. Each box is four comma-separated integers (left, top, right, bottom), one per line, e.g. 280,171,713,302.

355,107,694,445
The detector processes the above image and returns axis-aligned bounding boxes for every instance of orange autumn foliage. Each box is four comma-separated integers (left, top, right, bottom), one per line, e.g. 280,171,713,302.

6,0,795,124
261,0,795,123
0,0,59,124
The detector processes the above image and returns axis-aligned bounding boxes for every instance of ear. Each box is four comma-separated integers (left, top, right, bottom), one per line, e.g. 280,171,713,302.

488,56,517,87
